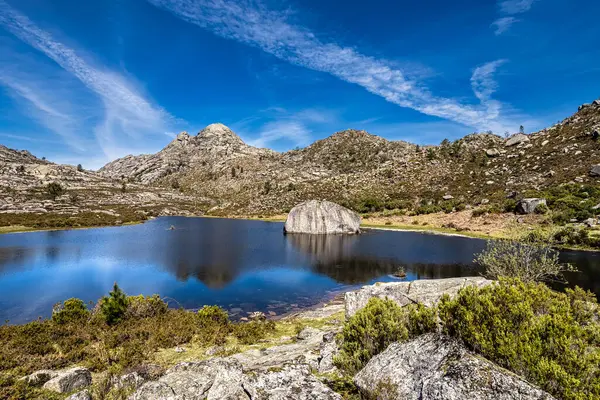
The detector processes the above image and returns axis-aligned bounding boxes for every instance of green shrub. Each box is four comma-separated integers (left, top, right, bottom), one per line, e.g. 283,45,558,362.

100,283,129,325
535,203,549,214
197,305,230,328
471,208,487,217
334,298,436,374
503,199,517,213
232,320,275,345
414,204,441,215
51,298,89,324
45,182,65,200
126,295,168,319
438,279,600,400
475,239,575,283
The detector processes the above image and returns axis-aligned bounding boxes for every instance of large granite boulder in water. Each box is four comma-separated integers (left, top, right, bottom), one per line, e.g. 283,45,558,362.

354,333,554,400
344,277,491,318
284,200,361,235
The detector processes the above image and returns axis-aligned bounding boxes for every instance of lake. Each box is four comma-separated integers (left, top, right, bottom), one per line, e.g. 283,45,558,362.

0,217,598,324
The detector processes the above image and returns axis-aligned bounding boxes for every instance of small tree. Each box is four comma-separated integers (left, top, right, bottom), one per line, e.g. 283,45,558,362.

46,182,66,200
16,165,25,173
121,182,127,193
231,166,236,178
475,239,576,283
76,164,84,172
100,283,129,325
519,125,525,134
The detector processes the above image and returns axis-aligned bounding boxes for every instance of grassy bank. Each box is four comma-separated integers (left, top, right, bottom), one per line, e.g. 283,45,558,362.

0,284,343,400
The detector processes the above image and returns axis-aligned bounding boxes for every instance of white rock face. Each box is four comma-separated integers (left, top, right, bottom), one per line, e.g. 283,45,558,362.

42,367,92,393
505,133,530,147
284,200,361,235
354,333,555,400
129,360,341,400
515,198,547,214
344,277,491,318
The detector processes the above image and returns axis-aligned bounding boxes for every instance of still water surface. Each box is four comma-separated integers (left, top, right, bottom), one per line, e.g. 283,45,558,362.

0,217,598,324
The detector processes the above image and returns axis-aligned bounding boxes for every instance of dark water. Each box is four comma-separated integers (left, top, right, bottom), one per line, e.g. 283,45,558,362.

0,217,598,324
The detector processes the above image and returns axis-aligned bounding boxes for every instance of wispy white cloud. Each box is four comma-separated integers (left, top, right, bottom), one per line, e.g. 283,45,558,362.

0,0,179,164
147,0,520,134
239,107,335,148
491,17,519,35
493,0,537,35
471,59,507,103
498,0,537,14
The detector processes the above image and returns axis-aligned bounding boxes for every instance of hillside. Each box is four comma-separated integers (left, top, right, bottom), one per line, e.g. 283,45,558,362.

0,145,203,229
99,98,600,216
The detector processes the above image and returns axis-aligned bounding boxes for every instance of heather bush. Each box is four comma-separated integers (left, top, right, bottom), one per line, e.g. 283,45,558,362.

334,298,436,374
51,298,89,324
438,279,600,399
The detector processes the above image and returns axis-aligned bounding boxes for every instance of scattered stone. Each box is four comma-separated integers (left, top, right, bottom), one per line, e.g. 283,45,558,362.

344,277,491,318
42,367,92,394
584,218,596,227
249,311,266,321
442,194,454,200
354,333,555,400
66,390,92,400
175,346,186,353
480,198,490,205
21,370,57,386
505,133,530,147
297,326,321,340
485,148,500,157
590,165,600,177
205,345,225,357
115,372,146,391
284,200,361,235
515,198,547,215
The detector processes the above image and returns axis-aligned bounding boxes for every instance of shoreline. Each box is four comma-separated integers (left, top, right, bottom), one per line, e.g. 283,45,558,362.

1,213,599,253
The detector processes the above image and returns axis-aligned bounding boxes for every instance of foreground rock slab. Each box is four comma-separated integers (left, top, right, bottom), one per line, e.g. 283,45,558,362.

354,333,554,400
284,200,361,235
129,360,341,400
344,277,491,318
42,367,92,393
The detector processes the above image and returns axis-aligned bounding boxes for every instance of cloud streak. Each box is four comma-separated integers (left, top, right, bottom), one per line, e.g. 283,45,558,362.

0,0,178,163
498,0,537,14
492,0,537,35
491,17,519,35
147,0,518,133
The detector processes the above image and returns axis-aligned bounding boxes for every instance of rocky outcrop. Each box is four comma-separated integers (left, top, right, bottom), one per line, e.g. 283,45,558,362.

590,164,600,177
344,277,491,318
354,333,554,400
515,198,547,214
21,369,56,386
128,360,341,400
42,367,92,393
100,124,274,184
284,200,361,235
505,133,530,147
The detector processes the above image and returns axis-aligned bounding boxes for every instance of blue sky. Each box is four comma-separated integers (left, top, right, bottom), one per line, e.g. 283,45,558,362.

0,0,598,169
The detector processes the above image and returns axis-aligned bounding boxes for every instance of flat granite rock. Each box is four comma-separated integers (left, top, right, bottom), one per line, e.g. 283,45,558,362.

284,200,361,235
129,360,340,400
354,333,555,400
344,277,492,318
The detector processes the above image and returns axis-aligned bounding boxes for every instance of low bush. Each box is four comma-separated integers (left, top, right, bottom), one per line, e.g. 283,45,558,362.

126,294,168,319
232,320,276,345
334,298,435,374
438,279,600,400
475,239,575,282
51,298,89,325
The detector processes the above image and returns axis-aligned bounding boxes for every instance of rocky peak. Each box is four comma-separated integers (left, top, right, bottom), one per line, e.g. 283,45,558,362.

197,123,244,146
